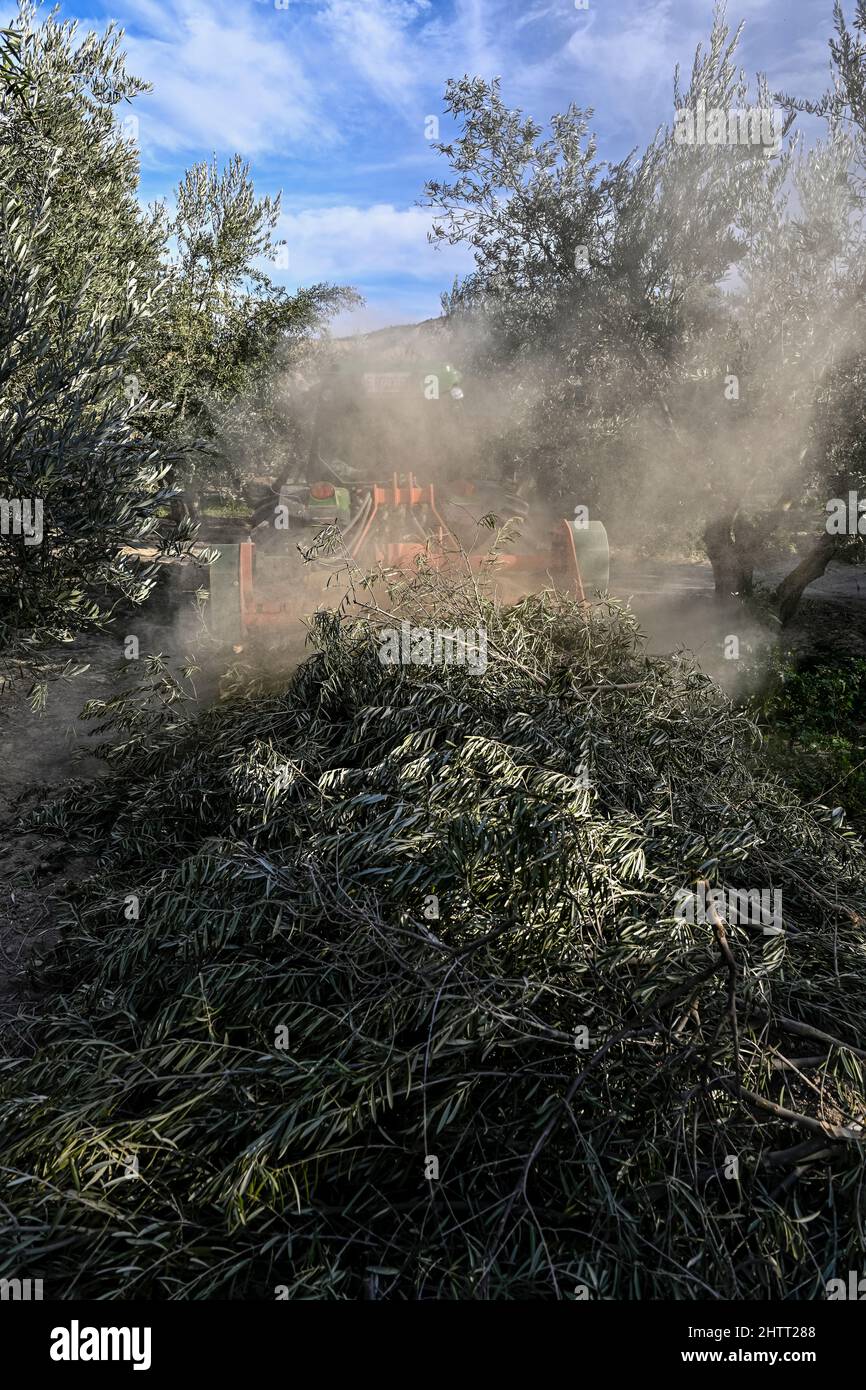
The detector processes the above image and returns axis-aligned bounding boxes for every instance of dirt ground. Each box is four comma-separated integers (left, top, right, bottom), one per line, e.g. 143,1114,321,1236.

0,594,218,1036
0,632,117,1040
1,556,864,1035
619,557,866,684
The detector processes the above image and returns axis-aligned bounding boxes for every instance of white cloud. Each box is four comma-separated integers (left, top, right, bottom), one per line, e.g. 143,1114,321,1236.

453,0,499,81
318,0,433,118
97,0,515,158
119,0,338,155
763,33,832,102
113,0,467,156
563,1,682,96
276,202,472,284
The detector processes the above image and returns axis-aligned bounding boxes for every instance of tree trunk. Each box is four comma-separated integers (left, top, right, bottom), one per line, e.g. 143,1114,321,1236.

703,515,754,600
168,488,199,526
773,534,837,627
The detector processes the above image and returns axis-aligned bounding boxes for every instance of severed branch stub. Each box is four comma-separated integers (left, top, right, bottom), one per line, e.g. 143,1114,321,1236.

698,878,742,1094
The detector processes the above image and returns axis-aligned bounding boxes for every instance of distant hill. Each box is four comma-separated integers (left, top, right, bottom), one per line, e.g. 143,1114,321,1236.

334,316,455,363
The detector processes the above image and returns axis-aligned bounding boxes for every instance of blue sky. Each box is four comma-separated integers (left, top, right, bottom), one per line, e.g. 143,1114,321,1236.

26,0,842,330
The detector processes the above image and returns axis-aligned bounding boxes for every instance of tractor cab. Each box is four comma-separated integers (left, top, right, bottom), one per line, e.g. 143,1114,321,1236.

307,358,467,485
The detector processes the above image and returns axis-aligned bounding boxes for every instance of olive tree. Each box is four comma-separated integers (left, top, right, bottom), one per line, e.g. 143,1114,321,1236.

0,9,183,693
137,156,360,505
423,7,866,623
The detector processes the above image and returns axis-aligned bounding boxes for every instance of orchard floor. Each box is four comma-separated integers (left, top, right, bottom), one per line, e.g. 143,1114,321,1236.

617,557,866,686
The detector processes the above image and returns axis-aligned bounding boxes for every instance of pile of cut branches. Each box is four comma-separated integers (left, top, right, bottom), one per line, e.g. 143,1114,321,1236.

1,570,865,1299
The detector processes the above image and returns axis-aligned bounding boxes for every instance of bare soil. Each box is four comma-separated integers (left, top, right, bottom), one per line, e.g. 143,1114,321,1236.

0,632,117,1039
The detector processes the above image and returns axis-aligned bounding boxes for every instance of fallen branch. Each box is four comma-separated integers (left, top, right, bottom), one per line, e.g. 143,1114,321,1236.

720,1079,864,1143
